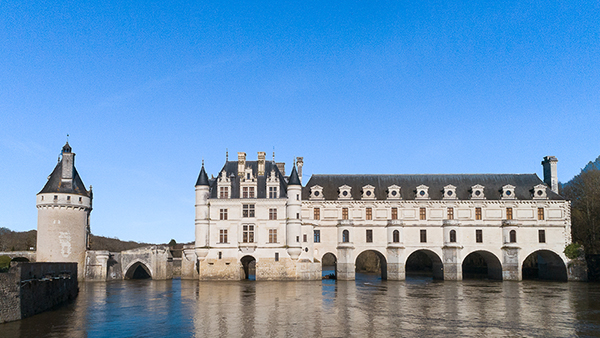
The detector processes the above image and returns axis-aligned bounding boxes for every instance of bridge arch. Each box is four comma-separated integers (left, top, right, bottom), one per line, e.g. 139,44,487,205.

240,255,256,280
405,249,444,280
461,250,502,280
321,252,337,279
355,249,387,280
124,260,152,279
521,249,567,281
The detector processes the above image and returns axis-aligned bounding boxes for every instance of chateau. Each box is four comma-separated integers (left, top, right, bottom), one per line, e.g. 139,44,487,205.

181,151,584,281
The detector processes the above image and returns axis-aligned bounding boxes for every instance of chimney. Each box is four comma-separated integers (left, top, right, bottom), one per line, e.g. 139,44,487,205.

257,152,266,176
276,162,285,176
542,156,559,194
296,157,303,183
237,152,246,176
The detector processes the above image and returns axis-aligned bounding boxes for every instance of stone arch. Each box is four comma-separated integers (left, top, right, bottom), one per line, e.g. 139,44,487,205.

321,252,337,279
461,250,502,280
124,261,152,279
355,249,387,280
405,249,444,280
10,256,30,263
521,249,568,281
240,255,256,280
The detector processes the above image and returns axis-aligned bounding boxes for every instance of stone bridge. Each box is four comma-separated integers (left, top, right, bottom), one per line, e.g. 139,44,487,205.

84,246,173,281
0,251,37,263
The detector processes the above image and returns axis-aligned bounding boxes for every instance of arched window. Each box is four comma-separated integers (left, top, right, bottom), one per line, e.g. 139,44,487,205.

509,230,517,243
449,230,456,243
342,230,350,243
393,230,400,243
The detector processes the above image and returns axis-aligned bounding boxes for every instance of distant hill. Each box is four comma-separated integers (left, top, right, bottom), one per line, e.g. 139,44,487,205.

582,155,600,173
0,227,157,252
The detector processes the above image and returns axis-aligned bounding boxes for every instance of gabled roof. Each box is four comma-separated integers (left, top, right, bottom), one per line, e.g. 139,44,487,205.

208,161,289,198
302,174,564,201
38,161,90,196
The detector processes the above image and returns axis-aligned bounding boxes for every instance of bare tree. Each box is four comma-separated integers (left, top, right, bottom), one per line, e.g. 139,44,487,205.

562,169,600,254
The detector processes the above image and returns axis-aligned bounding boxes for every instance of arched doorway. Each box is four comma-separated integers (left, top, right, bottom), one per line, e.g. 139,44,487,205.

405,250,443,280
322,252,337,279
462,251,502,280
241,255,256,280
522,250,568,281
355,250,387,281
124,262,152,279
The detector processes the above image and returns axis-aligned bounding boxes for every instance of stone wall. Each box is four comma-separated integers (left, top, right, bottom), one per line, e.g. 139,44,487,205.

0,262,78,323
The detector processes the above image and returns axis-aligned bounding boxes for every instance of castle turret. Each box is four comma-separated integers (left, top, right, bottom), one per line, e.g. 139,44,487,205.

286,165,302,260
195,163,210,259
36,142,92,280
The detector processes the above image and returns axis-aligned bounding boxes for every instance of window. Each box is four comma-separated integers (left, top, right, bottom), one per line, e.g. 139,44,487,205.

509,230,517,243
219,187,228,199
391,207,398,220
314,230,320,243
242,224,255,243
420,229,427,243
249,187,255,198
79,197,82,202
475,207,482,220
366,229,373,243
476,229,483,243
538,208,544,220
539,230,546,243
275,252,279,261
242,204,255,218
342,208,349,220
54,195,58,201
269,187,278,198
296,213,300,219
219,229,228,243
314,208,320,220
506,207,513,220
220,209,228,220
342,230,350,243
243,187,248,198
41,196,44,201
392,230,400,243
366,208,372,220
269,208,277,220
449,230,456,243
303,234,307,242
218,252,222,259
269,229,277,243
447,207,454,220
420,207,426,220
67,196,70,201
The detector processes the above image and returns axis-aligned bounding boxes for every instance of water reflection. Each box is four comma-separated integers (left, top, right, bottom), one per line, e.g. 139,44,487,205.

2,277,600,337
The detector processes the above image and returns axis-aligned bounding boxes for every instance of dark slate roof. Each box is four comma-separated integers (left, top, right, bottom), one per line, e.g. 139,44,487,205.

195,166,209,186
302,174,564,201
38,160,90,196
62,142,72,153
288,166,301,186
208,161,289,198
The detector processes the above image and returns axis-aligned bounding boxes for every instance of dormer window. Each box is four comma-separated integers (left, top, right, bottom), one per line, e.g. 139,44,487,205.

532,184,547,199
338,185,352,200
217,170,231,199
266,169,280,199
416,185,429,199
470,184,485,200
387,185,401,200
310,185,324,200
501,184,516,200
361,185,375,200
443,185,457,200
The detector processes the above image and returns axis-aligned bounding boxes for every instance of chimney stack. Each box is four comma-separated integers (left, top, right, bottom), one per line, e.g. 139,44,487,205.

542,156,559,194
257,152,266,176
238,152,246,176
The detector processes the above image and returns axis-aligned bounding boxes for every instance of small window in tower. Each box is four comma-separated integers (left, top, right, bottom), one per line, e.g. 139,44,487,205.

538,208,545,220
366,208,372,220
449,230,456,243
475,207,482,220
67,196,70,201
509,230,517,243
366,229,373,243
476,229,483,243
342,230,350,243
447,207,454,220
393,230,400,243
275,252,279,261
420,229,427,243
218,252,222,259
506,207,513,220
539,229,546,243
420,207,426,220
41,196,44,201
342,208,349,220
314,208,320,220
54,195,58,201
391,207,398,220
303,234,307,242
314,230,321,243
79,197,82,203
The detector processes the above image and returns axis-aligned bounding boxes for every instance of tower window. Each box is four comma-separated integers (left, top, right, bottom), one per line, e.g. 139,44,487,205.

509,230,517,243
342,208,348,220
449,230,456,243
314,230,320,243
366,229,373,243
538,208,545,220
420,230,427,243
342,230,350,243
391,207,398,220
366,208,372,220
303,234,307,242
275,252,279,261
393,230,400,243
539,229,546,243
420,207,426,220
476,229,483,243
447,207,454,220
475,207,482,220
506,207,513,220
314,207,320,220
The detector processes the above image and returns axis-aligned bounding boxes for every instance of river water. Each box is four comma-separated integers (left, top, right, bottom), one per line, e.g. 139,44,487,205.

2,275,600,337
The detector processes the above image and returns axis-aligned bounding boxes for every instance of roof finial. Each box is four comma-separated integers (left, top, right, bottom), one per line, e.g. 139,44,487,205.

66,133,69,142
226,148,229,162
272,147,275,162
202,158,205,167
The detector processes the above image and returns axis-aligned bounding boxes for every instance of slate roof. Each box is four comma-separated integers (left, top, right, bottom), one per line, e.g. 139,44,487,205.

195,166,209,186
288,166,301,186
38,160,90,196
302,174,564,201
208,161,289,199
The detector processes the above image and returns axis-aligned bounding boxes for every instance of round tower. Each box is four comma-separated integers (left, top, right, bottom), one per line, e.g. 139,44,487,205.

36,142,92,280
195,163,210,260
286,165,302,259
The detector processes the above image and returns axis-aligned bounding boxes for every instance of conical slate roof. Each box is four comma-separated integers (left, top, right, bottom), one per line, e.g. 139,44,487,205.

38,160,89,196
195,166,210,186
288,166,301,186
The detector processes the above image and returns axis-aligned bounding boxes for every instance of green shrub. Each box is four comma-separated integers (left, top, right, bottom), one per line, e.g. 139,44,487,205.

564,243,584,259
0,255,11,270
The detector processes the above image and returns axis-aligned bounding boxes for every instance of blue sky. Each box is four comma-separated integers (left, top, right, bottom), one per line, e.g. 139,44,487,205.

1,1,599,243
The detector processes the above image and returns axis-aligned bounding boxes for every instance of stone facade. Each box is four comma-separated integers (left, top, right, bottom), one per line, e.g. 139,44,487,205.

185,153,585,281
